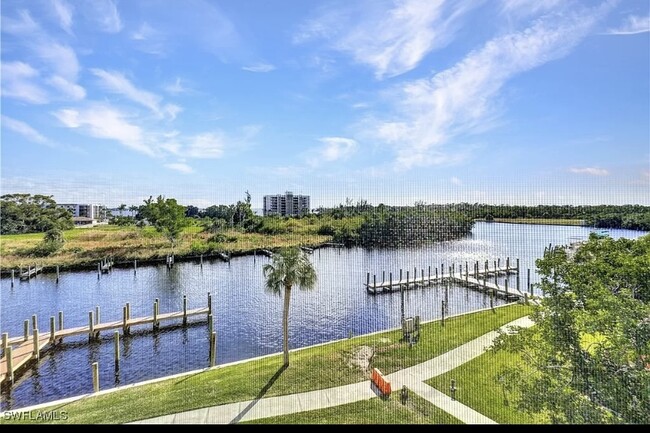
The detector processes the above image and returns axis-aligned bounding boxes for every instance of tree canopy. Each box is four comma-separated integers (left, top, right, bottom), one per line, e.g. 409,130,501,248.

139,195,189,247
493,234,650,424
0,194,73,234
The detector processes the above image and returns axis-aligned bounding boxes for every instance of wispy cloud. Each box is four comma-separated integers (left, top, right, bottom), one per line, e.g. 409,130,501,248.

295,0,478,79
1,115,51,145
53,104,153,156
242,63,276,73
569,167,609,176
91,69,181,120
164,162,194,174
89,0,123,33
163,77,191,95
130,22,167,55
51,0,74,34
47,76,86,100
606,14,650,35
367,3,611,169
450,176,462,185
500,0,563,17
33,41,80,81
184,133,225,159
307,137,358,166
1,61,49,104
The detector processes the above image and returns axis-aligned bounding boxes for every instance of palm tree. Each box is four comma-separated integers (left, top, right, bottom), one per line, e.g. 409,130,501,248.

263,247,317,366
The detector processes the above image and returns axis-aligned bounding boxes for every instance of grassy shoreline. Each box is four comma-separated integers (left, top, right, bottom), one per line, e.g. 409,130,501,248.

1,304,531,424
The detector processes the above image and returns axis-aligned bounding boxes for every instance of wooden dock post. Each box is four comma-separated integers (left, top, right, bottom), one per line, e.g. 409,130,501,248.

6,346,14,384
11,269,15,287
382,270,385,284
58,311,64,331
200,254,203,268
208,314,213,336
498,258,501,269
33,329,40,360
95,306,100,325
441,301,445,326
524,292,529,305
134,259,137,275
97,262,101,279
516,272,520,293
153,299,159,330
445,280,449,308
465,262,469,282
49,316,55,343
209,332,217,367
31,314,38,333
114,331,120,370
505,278,509,295
451,263,455,278
27,265,31,281
506,257,510,271
490,289,495,313
56,265,60,283
527,269,531,294
516,258,520,272
183,295,188,325
373,274,376,294
24,320,29,341
208,292,212,315
366,273,370,290
441,264,445,281
435,267,438,281
494,260,497,275
389,272,393,292
428,266,431,285
89,311,95,341
122,306,129,335
400,271,407,322
1,333,7,354
126,302,131,322
92,362,99,392
475,261,479,279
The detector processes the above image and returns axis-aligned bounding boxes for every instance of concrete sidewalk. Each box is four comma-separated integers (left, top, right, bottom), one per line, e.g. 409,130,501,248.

134,316,532,424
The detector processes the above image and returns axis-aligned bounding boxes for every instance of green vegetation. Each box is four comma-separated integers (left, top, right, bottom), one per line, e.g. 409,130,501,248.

246,392,463,424
263,247,318,366
492,234,650,424
427,350,548,424
139,195,189,248
0,194,73,235
1,305,530,424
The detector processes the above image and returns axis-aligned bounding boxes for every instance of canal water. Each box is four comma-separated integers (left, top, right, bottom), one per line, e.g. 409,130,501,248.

0,222,645,409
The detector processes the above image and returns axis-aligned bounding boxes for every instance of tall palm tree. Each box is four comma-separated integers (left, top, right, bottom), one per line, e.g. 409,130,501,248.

263,247,317,366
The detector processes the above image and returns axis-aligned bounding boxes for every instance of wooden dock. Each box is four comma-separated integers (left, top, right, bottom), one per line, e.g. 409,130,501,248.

0,294,213,386
364,258,530,300
19,266,43,281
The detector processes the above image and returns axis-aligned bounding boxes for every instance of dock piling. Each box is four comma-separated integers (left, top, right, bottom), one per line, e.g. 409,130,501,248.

49,316,55,343
153,299,159,330
97,263,100,279
58,311,64,331
11,269,15,287
23,320,29,341
1,333,7,353
183,295,187,325
88,311,95,341
114,331,120,370
95,306,100,325
122,306,128,335
389,272,393,292
92,362,99,392
33,329,40,360
56,265,60,284
6,346,14,384
208,292,212,315
527,269,531,294
208,313,213,336
209,332,217,367
134,259,137,275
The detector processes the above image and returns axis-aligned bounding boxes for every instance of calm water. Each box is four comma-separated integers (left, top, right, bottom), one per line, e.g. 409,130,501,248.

0,223,645,410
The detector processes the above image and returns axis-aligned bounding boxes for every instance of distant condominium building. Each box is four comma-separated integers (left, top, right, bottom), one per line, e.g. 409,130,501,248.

263,192,310,216
57,203,107,225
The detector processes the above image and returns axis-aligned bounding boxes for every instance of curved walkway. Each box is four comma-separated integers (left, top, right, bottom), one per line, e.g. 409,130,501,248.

133,316,533,424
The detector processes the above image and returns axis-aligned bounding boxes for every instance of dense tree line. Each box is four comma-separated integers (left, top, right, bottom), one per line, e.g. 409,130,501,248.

0,194,73,234
493,234,650,423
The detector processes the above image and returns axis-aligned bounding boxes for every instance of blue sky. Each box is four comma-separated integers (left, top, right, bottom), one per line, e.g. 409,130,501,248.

1,0,648,209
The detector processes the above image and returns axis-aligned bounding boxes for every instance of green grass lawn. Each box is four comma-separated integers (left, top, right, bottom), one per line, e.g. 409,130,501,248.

245,391,463,424
426,349,549,424
1,304,530,424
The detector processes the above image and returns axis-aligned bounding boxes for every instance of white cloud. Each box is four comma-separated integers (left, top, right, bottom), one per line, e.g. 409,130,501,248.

1,115,50,145
450,176,462,185
1,9,39,34
53,105,153,156
308,137,358,166
164,163,194,174
569,167,609,176
51,0,74,34
185,133,225,159
164,77,190,95
500,0,563,17
0,61,49,104
295,0,478,79
368,3,611,169
91,69,179,120
130,22,166,55
89,0,123,33
606,14,650,35
47,75,86,100
242,63,276,73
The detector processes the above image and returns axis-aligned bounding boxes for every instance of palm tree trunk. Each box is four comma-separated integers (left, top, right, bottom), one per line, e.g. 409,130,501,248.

283,285,292,366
